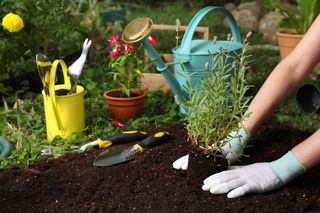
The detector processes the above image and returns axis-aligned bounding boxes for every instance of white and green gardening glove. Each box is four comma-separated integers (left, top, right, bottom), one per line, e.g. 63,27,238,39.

202,151,306,198
220,127,249,164
172,127,249,170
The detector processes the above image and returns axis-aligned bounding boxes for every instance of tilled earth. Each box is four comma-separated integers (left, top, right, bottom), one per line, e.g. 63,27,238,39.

1,120,320,212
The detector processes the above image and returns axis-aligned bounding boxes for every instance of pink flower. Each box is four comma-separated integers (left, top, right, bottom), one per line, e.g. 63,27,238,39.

108,35,120,46
111,120,127,129
109,46,121,57
122,43,135,53
148,34,156,46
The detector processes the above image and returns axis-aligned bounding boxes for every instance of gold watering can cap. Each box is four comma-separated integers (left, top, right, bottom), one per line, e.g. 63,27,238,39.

122,17,153,43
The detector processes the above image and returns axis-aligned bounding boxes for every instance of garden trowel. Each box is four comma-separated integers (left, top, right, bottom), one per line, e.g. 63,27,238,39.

80,131,147,151
93,131,170,167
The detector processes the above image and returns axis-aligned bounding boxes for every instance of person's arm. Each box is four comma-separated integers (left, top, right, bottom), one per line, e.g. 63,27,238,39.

292,129,320,169
245,14,320,170
201,15,320,198
244,15,320,134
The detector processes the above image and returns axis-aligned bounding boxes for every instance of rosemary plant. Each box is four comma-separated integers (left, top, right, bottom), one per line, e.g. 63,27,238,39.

184,34,252,157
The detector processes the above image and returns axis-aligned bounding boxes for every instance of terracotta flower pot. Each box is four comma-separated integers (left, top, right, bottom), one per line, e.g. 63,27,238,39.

277,30,303,60
103,88,146,121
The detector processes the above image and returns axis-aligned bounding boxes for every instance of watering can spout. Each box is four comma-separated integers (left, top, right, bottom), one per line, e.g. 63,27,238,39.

122,6,243,115
122,17,187,107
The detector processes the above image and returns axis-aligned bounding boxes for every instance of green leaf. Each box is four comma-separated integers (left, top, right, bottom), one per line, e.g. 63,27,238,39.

309,0,320,31
272,0,320,33
298,0,313,22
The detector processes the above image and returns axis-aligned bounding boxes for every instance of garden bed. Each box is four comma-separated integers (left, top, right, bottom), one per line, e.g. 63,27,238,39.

1,120,320,212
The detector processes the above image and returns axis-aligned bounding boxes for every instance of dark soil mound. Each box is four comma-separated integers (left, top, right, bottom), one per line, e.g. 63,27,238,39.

1,121,320,212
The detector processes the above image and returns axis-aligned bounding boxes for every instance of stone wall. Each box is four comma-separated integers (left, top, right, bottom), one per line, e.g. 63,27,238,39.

224,1,282,44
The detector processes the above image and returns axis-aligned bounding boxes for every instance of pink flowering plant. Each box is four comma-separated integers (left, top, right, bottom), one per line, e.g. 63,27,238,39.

107,34,156,97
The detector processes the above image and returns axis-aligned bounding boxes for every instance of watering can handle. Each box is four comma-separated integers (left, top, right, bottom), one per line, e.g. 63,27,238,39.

179,6,241,61
49,59,71,131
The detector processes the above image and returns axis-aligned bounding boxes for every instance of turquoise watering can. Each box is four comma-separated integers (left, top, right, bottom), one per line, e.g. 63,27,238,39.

122,6,242,114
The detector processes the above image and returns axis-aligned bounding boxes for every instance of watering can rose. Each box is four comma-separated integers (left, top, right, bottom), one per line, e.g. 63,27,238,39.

2,12,24,33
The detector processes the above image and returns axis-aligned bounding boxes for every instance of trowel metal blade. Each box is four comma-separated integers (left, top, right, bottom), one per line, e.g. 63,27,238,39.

93,146,134,167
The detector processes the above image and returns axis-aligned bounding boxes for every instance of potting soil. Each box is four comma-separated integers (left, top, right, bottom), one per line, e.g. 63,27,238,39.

1,120,320,212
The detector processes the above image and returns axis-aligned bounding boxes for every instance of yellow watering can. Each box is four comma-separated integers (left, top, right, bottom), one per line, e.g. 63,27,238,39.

42,59,85,140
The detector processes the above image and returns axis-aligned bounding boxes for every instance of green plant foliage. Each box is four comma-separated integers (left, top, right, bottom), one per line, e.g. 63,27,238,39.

66,0,124,36
108,43,144,97
0,0,87,79
270,0,320,34
184,37,252,157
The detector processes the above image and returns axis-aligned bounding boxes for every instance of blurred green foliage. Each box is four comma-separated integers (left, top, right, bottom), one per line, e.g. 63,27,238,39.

0,0,88,79
274,97,320,132
0,0,97,101
270,0,320,34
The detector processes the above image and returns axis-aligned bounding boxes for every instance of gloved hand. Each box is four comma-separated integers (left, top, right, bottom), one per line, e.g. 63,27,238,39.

172,154,189,170
202,151,306,198
172,127,249,170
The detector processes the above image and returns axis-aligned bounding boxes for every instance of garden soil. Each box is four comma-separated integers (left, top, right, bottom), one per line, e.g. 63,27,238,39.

1,120,320,212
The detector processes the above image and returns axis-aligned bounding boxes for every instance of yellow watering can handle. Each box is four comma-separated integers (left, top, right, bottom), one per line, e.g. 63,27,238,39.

49,59,71,131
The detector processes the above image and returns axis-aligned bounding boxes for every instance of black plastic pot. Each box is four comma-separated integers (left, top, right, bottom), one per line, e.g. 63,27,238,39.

296,83,320,113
